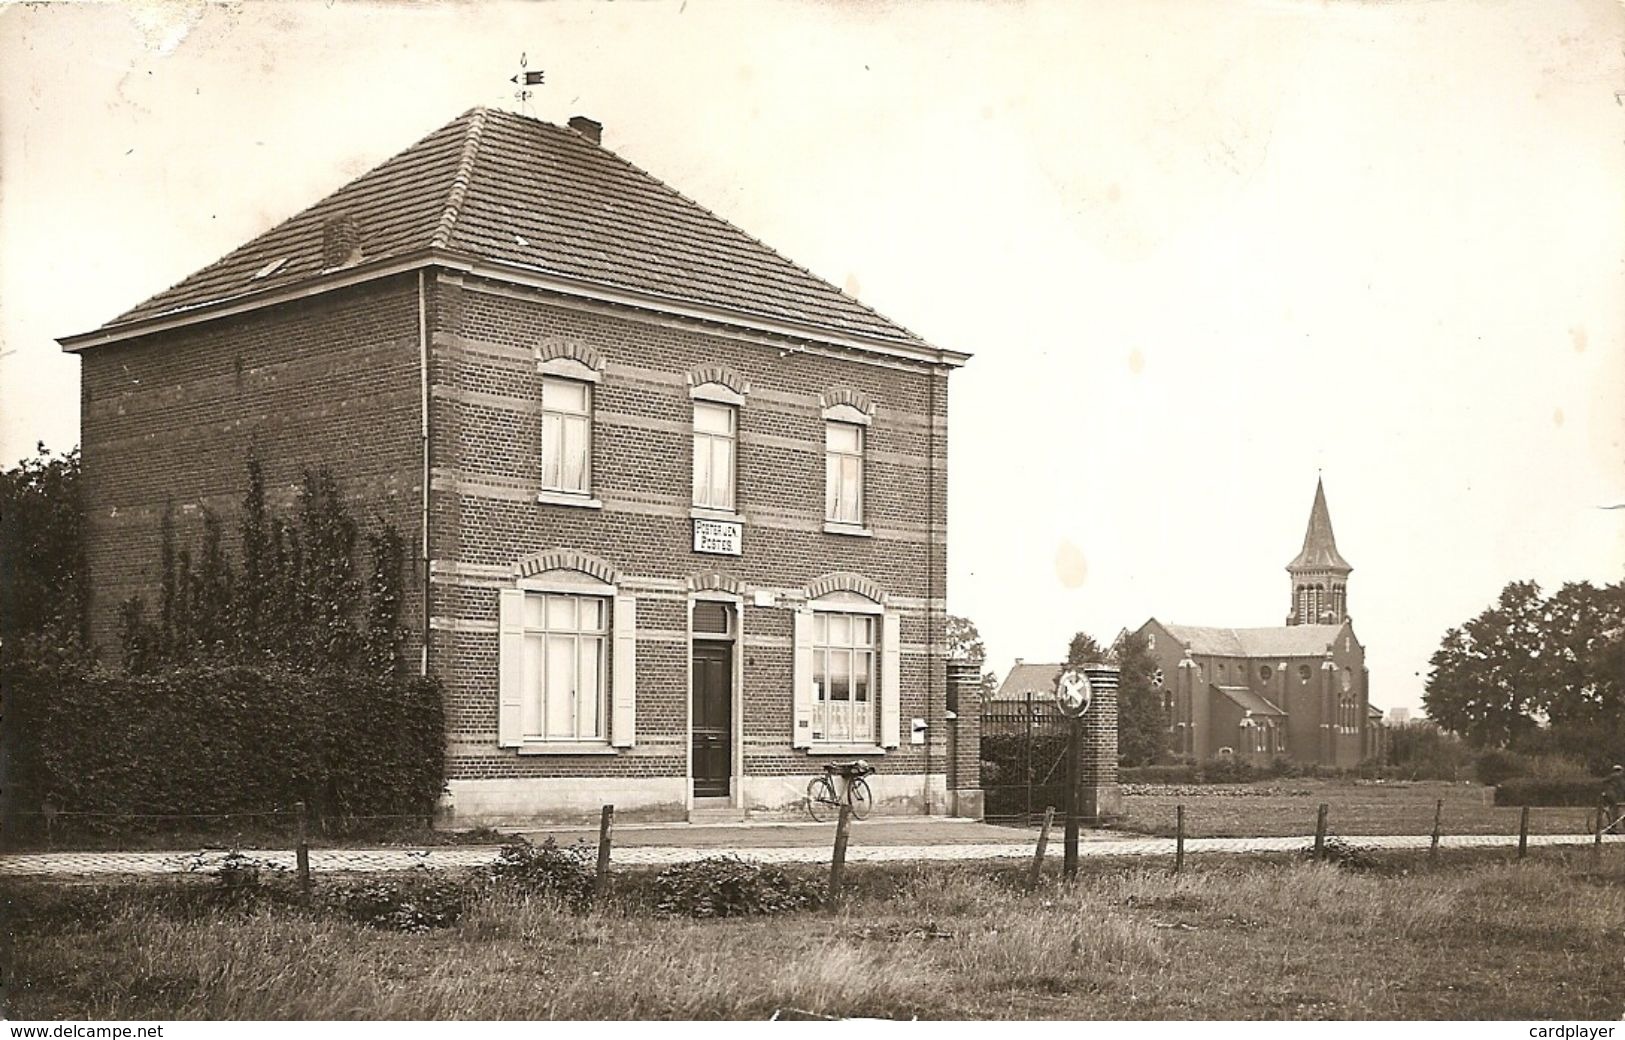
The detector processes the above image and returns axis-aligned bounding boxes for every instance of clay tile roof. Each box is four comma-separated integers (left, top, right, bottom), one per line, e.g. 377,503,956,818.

990,662,1063,702
1163,623,1345,659
98,107,930,349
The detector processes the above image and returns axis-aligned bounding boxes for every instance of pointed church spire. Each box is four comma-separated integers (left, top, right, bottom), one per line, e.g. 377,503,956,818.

1286,478,1352,626
1288,477,1351,573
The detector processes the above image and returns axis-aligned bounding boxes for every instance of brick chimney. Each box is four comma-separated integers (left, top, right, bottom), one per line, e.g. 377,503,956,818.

567,115,602,145
321,214,363,269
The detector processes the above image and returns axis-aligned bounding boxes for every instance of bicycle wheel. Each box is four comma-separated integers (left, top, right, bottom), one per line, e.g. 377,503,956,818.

848,777,874,820
807,776,837,823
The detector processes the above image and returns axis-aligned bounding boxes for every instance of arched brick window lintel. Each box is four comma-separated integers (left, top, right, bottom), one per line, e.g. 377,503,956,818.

686,572,746,596
685,364,750,397
513,549,619,586
802,571,887,605
535,338,607,374
819,387,875,419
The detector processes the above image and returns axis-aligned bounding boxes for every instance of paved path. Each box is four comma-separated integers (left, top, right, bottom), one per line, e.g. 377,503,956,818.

2,831,1619,878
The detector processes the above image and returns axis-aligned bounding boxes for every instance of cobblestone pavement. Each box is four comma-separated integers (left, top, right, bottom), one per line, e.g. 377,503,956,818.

2,831,1619,878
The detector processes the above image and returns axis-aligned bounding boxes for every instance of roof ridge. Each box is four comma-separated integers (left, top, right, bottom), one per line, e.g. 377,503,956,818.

433,108,489,249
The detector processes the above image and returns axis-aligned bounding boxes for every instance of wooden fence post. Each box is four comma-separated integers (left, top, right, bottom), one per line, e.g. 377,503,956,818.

295,800,312,896
1430,799,1442,861
595,804,615,898
1313,803,1328,861
1517,804,1530,860
1174,804,1186,875
828,803,853,909
1595,797,1606,861
1027,806,1055,891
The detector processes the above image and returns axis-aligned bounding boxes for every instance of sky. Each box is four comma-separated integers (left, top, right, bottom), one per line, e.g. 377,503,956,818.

2,0,1622,714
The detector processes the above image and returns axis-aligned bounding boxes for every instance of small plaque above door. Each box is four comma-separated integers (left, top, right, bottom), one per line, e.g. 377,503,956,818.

693,517,743,556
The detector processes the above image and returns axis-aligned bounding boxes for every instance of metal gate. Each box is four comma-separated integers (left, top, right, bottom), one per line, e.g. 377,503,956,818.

979,692,1073,823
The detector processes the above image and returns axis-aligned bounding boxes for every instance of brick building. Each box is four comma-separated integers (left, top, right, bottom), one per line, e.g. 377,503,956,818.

1136,479,1378,768
61,108,974,824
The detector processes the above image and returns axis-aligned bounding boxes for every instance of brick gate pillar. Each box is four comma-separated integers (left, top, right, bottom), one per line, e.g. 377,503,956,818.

1078,664,1123,821
945,660,985,819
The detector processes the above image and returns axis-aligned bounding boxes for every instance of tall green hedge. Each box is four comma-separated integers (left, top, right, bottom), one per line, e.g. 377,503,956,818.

7,662,443,827
1492,777,1602,808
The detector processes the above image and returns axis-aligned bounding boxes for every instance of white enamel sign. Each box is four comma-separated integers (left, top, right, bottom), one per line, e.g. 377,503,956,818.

693,517,743,556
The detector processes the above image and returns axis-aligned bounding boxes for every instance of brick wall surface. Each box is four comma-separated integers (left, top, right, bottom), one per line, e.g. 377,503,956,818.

77,265,965,812
431,274,954,788
78,276,429,660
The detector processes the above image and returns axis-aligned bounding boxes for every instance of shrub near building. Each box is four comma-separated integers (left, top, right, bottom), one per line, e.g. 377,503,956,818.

3,458,445,842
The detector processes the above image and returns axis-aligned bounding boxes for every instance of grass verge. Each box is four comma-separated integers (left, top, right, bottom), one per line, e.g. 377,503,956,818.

5,848,1623,1020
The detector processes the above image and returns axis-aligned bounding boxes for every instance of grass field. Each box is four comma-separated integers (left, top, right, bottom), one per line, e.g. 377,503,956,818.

1109,779,1596,838
6,849,1623,1020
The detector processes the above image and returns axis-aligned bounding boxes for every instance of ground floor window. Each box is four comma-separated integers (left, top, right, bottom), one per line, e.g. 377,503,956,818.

812,611,877,744
521,592,608,741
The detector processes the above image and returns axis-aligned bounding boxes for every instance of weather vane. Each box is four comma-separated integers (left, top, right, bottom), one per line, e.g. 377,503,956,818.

510,53,544,114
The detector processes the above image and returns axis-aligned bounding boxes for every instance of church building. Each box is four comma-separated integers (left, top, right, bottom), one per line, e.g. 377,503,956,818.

1136,479,1376,768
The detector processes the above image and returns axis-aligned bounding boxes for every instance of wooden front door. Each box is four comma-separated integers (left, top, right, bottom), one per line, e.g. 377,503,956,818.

692,643,733,797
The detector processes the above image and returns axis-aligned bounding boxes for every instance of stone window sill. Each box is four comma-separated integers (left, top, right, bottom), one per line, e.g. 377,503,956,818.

806,744,887,757
690,506,745,523
537,490,603,509
823,521,873,538
516,742,617,756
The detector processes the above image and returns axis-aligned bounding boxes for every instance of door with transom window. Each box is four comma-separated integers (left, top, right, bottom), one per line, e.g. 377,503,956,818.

691,602,735,798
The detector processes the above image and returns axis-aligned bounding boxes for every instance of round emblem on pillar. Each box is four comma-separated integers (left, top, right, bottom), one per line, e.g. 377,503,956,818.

1055,669,1093,718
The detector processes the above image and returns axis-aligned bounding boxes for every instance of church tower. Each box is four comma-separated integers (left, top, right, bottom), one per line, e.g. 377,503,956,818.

1286,477,1352,626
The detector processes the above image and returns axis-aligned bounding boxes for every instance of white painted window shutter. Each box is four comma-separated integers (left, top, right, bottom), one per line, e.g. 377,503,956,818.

497,588,526,749
611,593,637,748
880,609,902,749
792,609,815,749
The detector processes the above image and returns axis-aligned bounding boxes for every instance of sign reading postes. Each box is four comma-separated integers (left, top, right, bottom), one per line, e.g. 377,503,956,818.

1055,668,1094,718
692,517,742,556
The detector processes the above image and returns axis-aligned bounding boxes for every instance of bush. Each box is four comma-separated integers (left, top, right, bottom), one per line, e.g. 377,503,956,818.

1492,777,1601,807
1121,764,1199,785
329,872,471,932
651,855,823,918
1474,749,1529,787
5,661,444,838
1385,723,1474,780
1309,836,1378,871
485,836,596,910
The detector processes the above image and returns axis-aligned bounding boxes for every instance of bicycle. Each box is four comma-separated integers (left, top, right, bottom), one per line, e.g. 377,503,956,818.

1601,800,1624,837
806,760,875,823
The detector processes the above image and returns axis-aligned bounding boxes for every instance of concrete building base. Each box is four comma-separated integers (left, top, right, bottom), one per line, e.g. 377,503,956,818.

440,772,969,827
440,777,688,827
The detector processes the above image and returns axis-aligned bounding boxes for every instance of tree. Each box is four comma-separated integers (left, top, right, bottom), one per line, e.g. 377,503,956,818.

1110,628,1166,766
1062,628,1165,766
0,444,85,654
1424,579,1625,767
1064,631,1105,667
945,613,998,696
1424,581,1548,749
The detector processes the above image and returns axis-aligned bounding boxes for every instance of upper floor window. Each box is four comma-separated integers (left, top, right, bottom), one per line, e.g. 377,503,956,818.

825,421,865,525
542,377,592,494
692,401,737,511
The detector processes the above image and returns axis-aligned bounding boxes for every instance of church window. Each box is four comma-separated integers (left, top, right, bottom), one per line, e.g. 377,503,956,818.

1260,665,1272,681
1297,664,1312,683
